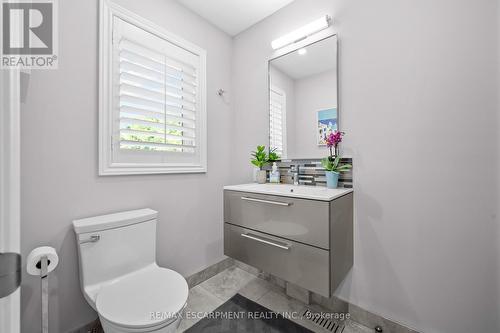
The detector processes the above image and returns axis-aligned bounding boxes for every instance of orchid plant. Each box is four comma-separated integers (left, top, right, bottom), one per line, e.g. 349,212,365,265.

321,131,352,173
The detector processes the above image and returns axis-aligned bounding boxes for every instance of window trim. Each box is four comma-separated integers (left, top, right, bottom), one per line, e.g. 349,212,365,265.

99,0,207,175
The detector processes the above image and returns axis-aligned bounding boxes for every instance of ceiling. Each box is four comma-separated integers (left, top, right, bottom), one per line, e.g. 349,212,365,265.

176,0,295,36
270,36,337,80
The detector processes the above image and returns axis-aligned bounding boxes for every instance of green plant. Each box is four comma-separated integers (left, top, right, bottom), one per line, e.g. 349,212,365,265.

251,145,269,170
321,155,352,173
268,148,280,162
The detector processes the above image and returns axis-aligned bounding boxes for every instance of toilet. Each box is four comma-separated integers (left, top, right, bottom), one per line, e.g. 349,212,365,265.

73,209,188,333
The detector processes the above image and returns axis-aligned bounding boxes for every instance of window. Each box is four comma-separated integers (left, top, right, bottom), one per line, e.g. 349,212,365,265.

269,85,286,158
99,0,206,175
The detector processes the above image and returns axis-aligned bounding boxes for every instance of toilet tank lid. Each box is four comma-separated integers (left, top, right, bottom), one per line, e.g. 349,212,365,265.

73,208,158,234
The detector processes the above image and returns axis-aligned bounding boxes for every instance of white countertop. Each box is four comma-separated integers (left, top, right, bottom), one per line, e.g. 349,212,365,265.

223,183,353,201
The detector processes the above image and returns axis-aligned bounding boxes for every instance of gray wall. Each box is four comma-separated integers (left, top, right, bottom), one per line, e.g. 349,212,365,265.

231,0,499,332
20,0,232,332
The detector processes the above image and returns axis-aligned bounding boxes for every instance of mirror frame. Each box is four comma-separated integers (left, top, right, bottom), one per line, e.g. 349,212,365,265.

267,32,339,161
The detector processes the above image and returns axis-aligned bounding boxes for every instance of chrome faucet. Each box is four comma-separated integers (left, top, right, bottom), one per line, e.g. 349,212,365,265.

290,165,300,185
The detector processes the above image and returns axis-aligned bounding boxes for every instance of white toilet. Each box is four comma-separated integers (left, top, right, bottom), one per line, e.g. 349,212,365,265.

73,209,188,333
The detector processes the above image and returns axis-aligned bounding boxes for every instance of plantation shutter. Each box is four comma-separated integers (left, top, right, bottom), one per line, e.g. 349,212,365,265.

110,17,205,169
269,86,285,157
118,39,197,153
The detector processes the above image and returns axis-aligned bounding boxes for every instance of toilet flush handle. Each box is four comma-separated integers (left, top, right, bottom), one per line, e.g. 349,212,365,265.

79,235,100,244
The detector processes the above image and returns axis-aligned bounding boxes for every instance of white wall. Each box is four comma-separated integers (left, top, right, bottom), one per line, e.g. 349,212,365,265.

231,0,499,332
294,69,337,158
20,0,232,332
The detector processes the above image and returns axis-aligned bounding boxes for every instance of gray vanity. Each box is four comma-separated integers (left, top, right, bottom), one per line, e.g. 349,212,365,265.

223,183,353,297
223,30,352,299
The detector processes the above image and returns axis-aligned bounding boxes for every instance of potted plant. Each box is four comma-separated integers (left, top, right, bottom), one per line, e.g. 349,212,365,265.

251,145,270,184
268,148,280,162
321,131,352,189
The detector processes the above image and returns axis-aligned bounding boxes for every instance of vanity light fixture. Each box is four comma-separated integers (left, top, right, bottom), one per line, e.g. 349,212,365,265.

297,48,307,55
271,15,332,50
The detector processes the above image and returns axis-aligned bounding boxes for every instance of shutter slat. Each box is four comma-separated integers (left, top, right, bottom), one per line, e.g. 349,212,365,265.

164,94,196,109
164,114,196,126
120,83,164,104
120,143,195,154
119,51,197,85
120,39,197,74
120,117,195,135
120,93,165,112
120,104,196,125
120,128,165,137
120,49,164,73
165,55,197,77
120,128,195,141
120,60,197,88
120,72,164,93
120,140,195,149
121,72,195,95
120,79,196,102
120,105,165,119
165,84,195,98
119,61,164,83
120,92,197,116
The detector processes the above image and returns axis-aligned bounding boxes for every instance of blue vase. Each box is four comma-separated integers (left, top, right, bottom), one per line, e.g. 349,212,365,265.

325,171,339,189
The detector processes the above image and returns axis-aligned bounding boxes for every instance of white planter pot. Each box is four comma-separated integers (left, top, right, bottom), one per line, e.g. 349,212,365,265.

256,170,267,184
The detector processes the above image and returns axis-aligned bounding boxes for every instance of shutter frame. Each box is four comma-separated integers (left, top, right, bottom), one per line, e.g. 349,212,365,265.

99,0,207,175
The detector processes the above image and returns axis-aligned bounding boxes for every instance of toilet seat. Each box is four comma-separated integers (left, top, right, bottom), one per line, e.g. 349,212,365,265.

96,266,188,331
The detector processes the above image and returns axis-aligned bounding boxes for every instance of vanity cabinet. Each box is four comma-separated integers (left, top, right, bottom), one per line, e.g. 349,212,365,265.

224,191,330,248
223,188,353,297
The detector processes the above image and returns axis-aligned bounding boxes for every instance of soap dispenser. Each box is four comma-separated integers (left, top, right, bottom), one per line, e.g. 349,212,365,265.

270,162,280,184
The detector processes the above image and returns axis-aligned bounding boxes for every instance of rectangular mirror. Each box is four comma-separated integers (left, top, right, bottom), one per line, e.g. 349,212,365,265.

269,35,338,160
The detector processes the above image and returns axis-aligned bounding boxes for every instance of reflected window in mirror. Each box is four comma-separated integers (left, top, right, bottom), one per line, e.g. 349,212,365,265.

269,35,338,160
270,85,286,157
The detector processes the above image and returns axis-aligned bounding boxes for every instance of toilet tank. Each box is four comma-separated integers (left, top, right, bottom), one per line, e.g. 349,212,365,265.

73,208,158,291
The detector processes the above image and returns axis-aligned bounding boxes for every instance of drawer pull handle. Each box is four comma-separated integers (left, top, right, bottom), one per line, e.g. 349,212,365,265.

241,233,291,250
241,196,292,206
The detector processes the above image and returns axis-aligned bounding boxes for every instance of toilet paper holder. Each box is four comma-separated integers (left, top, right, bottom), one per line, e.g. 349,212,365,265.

27,246,58,276
27,247,59,333
36,257,50,278
35,258,50,269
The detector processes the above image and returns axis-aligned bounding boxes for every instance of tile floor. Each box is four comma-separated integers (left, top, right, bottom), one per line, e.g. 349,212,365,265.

177,266,372,333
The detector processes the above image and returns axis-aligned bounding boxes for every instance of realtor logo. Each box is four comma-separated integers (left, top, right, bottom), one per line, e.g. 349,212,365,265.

1,0,58,69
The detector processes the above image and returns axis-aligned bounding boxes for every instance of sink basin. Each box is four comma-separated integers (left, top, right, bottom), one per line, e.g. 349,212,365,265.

223,183,353,201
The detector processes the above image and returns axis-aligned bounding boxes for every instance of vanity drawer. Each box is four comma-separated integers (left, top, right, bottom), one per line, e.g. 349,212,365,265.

224,190,329,249
224,223,330,296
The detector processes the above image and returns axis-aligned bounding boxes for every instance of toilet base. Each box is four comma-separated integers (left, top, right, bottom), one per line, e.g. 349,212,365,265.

99,314,182,333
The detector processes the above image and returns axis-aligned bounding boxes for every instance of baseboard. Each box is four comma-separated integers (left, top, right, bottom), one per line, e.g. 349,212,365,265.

68,318,102,333
234,259,420,333
346,302,420,333
185,257,234,288
71,259,421,333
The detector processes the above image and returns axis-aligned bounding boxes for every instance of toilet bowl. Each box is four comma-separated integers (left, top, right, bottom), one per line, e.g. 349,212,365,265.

73,209,188,333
